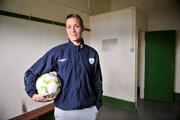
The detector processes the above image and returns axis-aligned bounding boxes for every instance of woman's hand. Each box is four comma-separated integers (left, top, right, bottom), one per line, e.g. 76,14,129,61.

32,93,56,102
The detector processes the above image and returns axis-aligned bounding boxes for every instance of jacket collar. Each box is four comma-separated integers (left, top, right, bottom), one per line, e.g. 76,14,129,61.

68,39,84,51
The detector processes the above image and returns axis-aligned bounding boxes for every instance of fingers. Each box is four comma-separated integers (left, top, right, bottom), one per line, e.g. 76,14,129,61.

32,93,48,102
43,95,56,102
32,93,56,102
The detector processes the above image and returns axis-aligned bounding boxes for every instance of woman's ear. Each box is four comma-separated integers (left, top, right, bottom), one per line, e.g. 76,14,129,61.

82,27,84,32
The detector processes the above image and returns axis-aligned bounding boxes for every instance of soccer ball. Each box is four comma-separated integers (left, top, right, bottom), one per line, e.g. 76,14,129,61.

36,71,61,99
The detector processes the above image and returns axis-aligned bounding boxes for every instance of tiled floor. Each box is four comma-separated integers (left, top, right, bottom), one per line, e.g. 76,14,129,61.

97,99,180,120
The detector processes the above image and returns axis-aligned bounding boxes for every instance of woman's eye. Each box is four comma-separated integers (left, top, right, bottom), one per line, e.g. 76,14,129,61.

75,25,80,28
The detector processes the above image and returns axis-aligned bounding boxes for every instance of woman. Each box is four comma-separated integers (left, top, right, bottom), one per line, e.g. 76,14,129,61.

24,14,103,120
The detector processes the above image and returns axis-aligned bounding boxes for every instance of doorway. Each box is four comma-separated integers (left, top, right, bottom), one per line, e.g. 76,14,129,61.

144,30,175,101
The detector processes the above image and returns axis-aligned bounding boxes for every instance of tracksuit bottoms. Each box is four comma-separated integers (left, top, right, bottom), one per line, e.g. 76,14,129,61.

54,105,98,120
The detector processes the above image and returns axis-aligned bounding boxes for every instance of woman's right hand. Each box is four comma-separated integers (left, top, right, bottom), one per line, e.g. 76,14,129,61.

32,93,55,102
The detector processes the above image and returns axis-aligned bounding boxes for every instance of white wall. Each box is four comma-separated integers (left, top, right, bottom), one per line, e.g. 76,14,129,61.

0,0,90,119
90,0,111,15
0,0,90,27
111,0,180,95
90,7,136,102
0,16,66,119
145,0,180,94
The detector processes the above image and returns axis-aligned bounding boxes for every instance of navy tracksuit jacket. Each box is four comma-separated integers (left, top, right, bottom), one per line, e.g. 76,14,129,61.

24,40,103,110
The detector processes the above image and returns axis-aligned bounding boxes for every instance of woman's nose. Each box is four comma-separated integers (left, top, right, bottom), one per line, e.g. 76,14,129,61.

72,27,76,32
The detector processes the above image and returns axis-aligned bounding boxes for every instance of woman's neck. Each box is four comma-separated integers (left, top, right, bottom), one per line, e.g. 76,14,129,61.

70,39,81,46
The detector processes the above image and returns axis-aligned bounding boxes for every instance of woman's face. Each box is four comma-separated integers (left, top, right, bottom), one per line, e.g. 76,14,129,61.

66,17,83,44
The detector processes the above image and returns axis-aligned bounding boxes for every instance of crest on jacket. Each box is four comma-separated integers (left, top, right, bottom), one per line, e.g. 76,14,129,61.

89,58,95,65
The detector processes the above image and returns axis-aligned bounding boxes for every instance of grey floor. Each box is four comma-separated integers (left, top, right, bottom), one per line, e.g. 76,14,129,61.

96,99,180,120
37,98,180,120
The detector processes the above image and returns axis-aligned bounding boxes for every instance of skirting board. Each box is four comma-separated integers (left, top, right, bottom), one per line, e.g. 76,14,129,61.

102,95,135,110
174,92,180,100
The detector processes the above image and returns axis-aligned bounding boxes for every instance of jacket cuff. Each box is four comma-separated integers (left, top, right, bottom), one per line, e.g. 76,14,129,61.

28,89,37,98
96,101,102,110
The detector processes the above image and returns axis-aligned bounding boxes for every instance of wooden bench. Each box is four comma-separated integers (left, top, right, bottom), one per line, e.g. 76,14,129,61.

10,103,54,120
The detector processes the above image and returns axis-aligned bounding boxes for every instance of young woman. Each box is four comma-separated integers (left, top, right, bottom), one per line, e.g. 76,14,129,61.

24,14,103,120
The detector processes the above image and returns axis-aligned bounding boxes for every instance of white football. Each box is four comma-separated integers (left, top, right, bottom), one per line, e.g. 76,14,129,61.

36,71,61,98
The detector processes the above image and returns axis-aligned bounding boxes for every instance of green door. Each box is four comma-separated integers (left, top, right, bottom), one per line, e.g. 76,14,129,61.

144,30,175,101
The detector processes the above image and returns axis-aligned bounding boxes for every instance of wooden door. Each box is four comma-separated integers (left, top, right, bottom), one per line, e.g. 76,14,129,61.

144,30,175,101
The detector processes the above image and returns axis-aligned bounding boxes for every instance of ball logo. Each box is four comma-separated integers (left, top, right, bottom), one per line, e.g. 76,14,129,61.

89,58,95,65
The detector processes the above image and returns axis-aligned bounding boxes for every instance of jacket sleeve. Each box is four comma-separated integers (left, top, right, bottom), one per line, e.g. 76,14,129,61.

24,50,56,98
94,53,103,110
